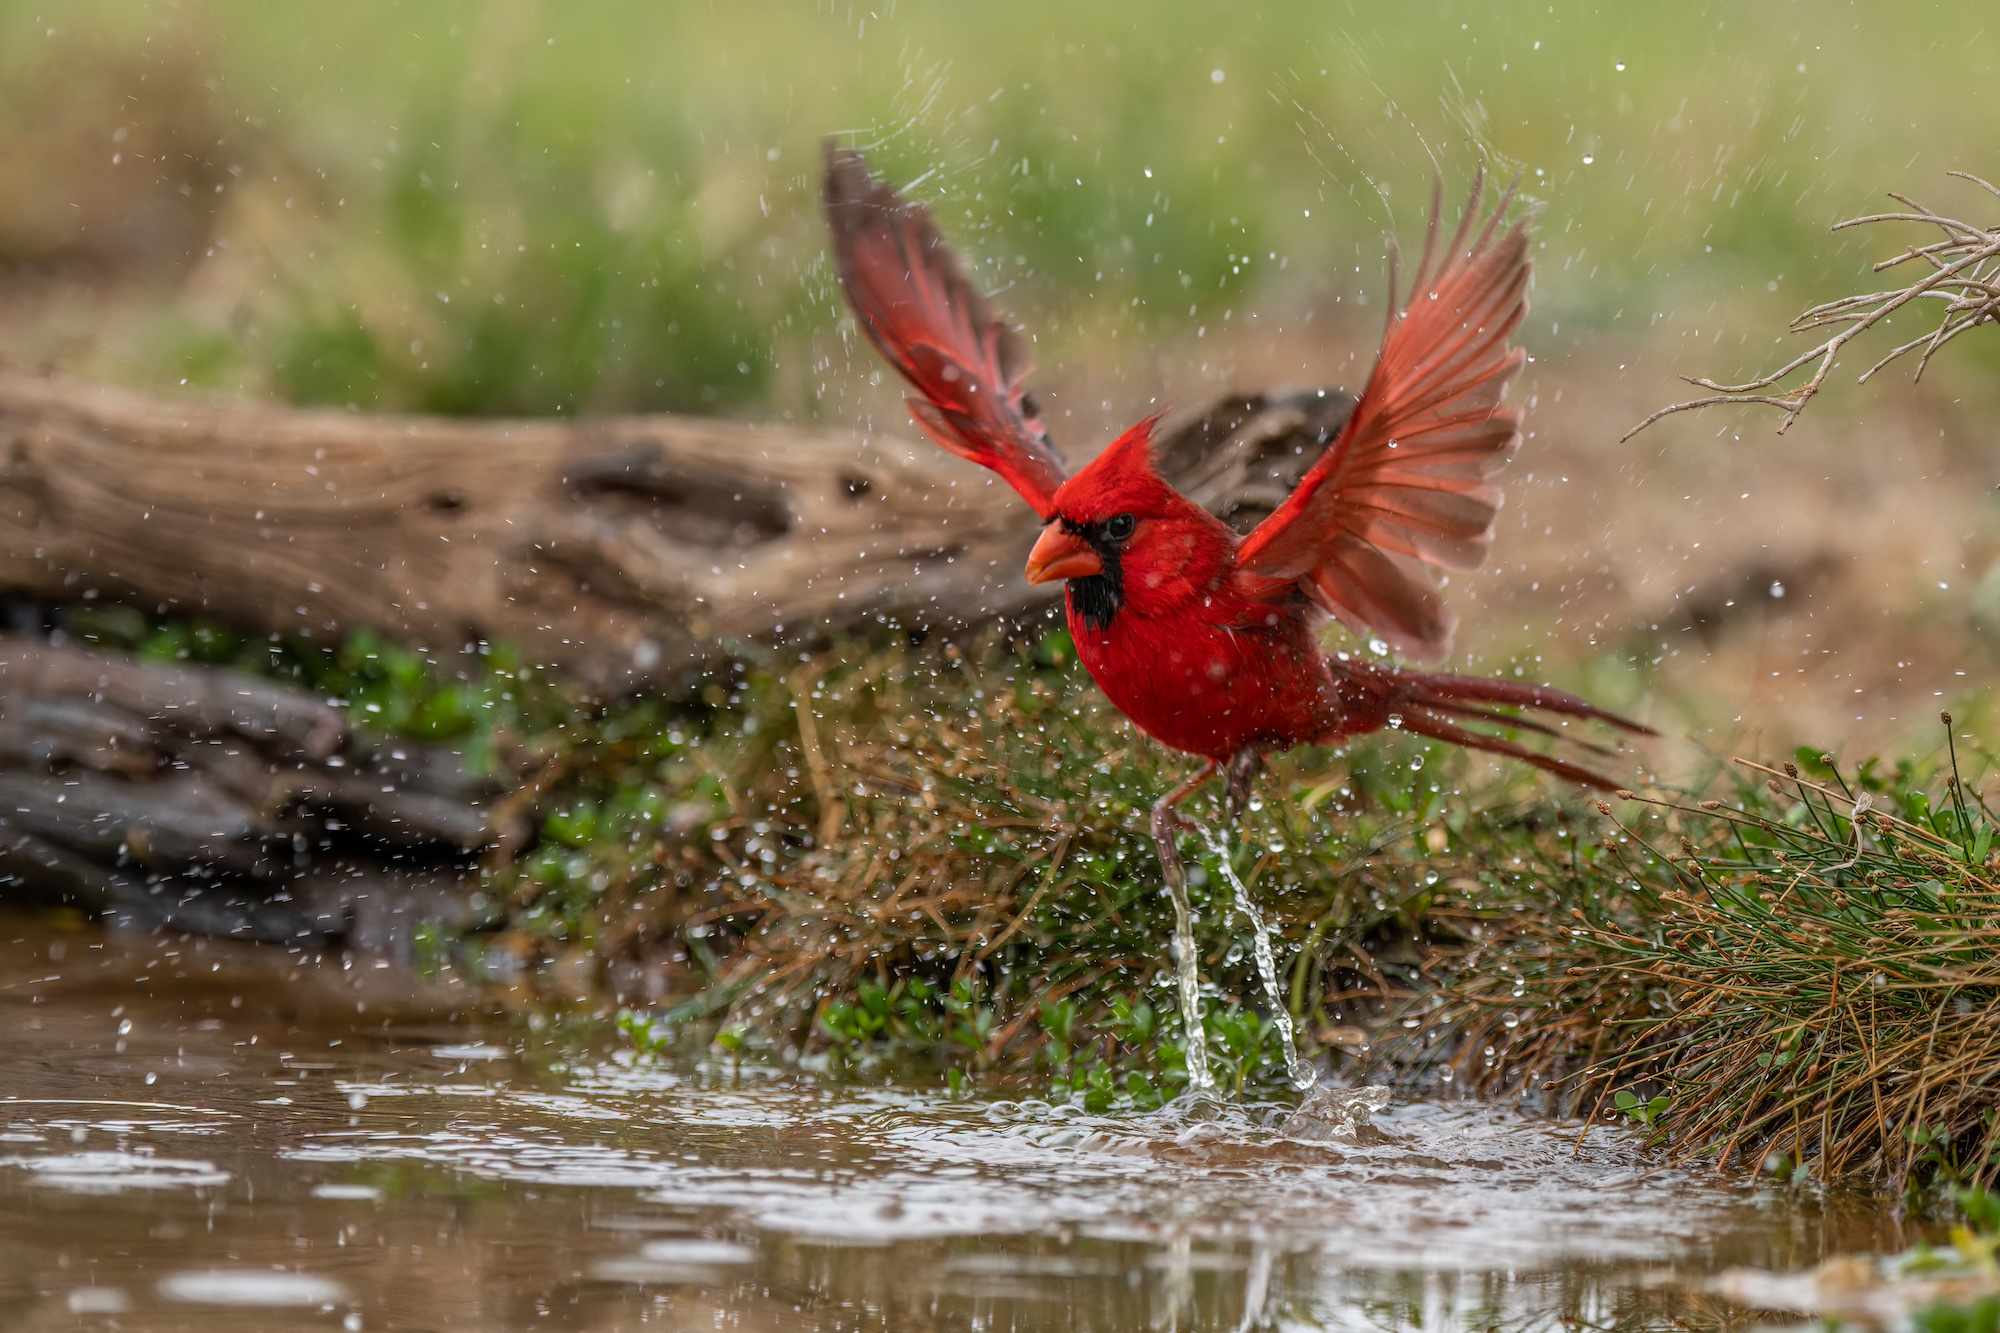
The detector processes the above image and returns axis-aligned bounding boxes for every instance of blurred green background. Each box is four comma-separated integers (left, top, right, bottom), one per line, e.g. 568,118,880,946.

0,0,1993,418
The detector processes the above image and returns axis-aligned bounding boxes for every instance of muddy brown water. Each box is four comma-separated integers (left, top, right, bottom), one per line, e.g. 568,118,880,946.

0,915,1914,1332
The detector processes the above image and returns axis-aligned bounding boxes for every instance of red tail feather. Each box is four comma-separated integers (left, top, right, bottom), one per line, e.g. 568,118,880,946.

1358,666,1653,791
1401,670,1654,735
1396,705,1628,791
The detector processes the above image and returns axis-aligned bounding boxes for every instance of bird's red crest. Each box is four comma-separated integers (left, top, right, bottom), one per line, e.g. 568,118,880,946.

1050,417,1175,522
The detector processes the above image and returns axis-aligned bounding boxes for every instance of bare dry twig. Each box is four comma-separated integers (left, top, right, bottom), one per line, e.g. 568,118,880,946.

1625,172,2000,439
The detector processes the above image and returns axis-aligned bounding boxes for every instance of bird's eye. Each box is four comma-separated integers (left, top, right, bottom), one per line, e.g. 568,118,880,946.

1104,512,1136,542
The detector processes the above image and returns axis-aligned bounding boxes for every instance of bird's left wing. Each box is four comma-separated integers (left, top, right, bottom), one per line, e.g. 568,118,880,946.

823,143,1067,517
1233,172,1529,661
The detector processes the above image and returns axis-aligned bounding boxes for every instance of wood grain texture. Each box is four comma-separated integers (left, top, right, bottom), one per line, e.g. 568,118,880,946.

0,372,1352,689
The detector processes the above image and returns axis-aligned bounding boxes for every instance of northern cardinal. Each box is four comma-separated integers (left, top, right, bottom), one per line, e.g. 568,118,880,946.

822,144,1648,934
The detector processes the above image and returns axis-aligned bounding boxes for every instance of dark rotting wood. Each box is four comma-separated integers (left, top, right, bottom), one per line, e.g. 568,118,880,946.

0,634,508,945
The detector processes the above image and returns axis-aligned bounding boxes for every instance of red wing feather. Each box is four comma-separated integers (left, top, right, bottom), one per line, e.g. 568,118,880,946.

1234,170,1530,660
822,143,1067,516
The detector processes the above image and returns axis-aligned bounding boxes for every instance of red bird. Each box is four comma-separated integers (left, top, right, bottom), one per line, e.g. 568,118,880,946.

822,145,1648,898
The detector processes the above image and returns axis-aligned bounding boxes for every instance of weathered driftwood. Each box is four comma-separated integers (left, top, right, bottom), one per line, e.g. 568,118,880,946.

0,371,1353,690
0,634,508,945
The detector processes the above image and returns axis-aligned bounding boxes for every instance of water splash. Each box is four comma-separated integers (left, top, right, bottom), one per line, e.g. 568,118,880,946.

1200,824,1314,1091
1159,860,1215,1095
1284,1084,1393,1141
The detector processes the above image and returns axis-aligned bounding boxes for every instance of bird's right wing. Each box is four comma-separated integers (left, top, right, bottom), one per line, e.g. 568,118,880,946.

822,143,1068,517
1233,172,1529,661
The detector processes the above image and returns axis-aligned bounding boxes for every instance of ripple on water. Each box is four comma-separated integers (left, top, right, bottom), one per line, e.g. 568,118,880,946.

2,1150,230,1192
156,1270,348,1307
590,1238,759,1285
279,1064,1749,1271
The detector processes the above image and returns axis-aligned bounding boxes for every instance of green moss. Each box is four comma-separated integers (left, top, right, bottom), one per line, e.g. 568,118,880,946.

60,603,562,777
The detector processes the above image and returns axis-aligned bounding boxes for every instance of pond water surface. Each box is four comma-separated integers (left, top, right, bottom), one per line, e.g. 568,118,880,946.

0,916,1911,1331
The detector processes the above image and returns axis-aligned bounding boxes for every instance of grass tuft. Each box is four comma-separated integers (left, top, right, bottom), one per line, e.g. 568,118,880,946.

1404,723,2000,1191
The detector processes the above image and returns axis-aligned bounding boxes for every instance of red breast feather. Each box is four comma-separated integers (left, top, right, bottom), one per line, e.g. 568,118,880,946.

1051,424,1343,760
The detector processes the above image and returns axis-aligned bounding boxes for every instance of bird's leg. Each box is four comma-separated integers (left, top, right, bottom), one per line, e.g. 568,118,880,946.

1152,760,1218,1096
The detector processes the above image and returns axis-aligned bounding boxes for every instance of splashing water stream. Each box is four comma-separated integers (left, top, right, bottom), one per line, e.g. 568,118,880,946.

1200,823,1314,1090
1158,850,1215,1094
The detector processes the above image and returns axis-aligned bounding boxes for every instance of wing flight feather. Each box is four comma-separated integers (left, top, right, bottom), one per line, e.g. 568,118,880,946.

1234,171,1530,660
822,143,1067,516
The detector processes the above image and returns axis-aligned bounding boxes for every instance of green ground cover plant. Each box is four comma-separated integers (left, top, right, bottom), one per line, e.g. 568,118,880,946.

533,634,2000,1194
55,596,2000,1192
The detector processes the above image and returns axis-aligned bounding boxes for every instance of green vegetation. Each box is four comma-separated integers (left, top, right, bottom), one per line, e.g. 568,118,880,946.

57,594,2000,1193
565,633,2000,1193
64,602,554,771
1400,725,2000,1192
2,2,1996,415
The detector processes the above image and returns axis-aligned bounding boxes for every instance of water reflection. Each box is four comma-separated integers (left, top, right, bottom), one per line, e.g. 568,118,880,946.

0,915,1911,1331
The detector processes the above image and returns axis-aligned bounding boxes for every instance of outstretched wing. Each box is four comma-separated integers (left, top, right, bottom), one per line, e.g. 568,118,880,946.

1233,171,1530,661
822,143,1067,517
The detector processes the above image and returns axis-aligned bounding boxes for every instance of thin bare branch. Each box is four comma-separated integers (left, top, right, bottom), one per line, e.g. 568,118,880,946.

1947,169,2000,201
1627,173,2000,439
1620,393,1818,442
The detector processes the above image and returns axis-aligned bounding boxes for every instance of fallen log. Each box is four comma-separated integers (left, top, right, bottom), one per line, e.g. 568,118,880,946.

0,371,1353,690
0,825,316,943
0,632,346,756
0,634,509,945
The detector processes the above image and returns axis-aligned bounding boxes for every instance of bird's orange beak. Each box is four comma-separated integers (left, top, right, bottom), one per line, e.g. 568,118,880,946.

1024,522,1103,584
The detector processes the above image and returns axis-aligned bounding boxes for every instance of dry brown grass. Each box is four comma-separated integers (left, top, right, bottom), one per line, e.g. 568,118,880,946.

521,631,1610,1090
